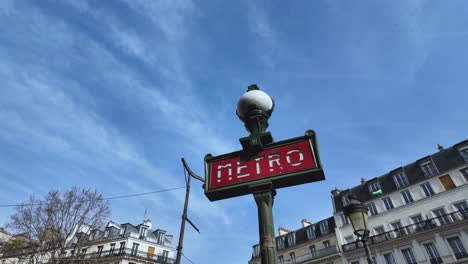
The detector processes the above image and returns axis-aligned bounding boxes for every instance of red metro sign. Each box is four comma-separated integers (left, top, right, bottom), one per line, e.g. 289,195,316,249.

204,130,324,201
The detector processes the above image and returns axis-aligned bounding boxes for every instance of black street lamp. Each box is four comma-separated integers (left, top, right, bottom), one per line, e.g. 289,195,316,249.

343,195,373,264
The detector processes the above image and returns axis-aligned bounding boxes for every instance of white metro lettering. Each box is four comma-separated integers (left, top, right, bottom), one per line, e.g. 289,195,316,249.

286,149,304,166
217,163,232,182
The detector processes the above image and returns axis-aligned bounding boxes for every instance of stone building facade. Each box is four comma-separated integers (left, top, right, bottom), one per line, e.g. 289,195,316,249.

332,140,468,264
249,217,341,264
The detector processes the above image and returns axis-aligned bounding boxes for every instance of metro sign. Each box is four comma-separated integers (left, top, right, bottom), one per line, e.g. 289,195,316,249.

204,130,324,201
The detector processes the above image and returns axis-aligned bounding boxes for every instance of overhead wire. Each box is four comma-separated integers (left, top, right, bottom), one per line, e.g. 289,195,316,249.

182,253,195,264
0,186,185,208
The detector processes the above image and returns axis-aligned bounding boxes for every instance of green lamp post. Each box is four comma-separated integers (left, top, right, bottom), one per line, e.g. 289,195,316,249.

236,84,277,264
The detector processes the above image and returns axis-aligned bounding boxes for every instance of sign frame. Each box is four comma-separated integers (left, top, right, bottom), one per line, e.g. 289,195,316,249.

204,130,324,201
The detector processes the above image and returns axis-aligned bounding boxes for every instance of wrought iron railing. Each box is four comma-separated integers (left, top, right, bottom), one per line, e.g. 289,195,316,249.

60,248,174,264
294,245,339,263
428,256,443,264
342,210,468,253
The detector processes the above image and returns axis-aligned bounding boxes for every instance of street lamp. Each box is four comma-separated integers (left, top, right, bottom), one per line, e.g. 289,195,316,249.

236,84,274,152
343,195,373,264
237,84,277,264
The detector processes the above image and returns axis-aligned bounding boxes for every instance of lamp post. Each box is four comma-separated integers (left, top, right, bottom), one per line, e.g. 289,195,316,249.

236,84,277,264
343,195,373,264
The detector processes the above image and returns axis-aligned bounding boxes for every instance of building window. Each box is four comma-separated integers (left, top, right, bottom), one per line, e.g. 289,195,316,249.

340,213,349,225
374,226,385,235
119,226,126,236
323,240,331,248
367,202,378,216
104,230,109,238
393,172,409,188
453,201,468,219
119,242,125,254
319,221,329,234
109,243,115,256
368,182,381,193
460,167,468,182
391,221,406,237
421,182,435,197
277,237,285,250
162,250,169,262
306,225,315,240
433,208,451,225
155,230,166,244
81,248,87,255
458,146,468,162
424,242,443,264
342,194,350,206
383,253,396,264
97,246,103,257
139,227,147,239
351,261,360,264
289,252,296,264
401,248,417,264
439,175,456,191
382,197,394,210
410,214,424,229
287,233,296,247
70,250,75,256
401,190,414,204
278,255,284,264
130,243,139,256
309,245,316,257
253,245,259,257
421,160,438,177
447,237,468,260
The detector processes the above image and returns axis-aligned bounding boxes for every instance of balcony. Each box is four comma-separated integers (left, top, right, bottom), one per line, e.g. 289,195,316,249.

428,257,443,264
342,210,468,253
295,245,339,263
59,248,174,264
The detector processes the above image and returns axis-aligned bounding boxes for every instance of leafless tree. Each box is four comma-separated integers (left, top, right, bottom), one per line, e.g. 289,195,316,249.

5,186,110,263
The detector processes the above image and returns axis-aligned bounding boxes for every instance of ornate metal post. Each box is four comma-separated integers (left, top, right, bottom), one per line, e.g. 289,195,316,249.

253,186,277,264
237,85,277,264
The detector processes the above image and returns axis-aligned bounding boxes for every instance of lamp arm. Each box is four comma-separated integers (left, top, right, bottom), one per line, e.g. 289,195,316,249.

181,158,205,183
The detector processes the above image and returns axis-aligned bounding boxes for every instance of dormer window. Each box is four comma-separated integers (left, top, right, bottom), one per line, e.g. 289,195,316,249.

253,245,260,257
368,181,381,196
139,227,147,239
342,194,350,206
119,226,126,236
392,171,409,189
306,225,315,240
420,160,438,177
458,146,468,163
276,237,285,250
158,233,165,244
287,233,296,247
319,221,329,234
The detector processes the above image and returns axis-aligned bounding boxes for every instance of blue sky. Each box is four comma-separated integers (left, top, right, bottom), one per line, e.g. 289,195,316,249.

1,0,467,263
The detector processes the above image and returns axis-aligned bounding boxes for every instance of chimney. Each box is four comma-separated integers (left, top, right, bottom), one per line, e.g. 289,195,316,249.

437,144,444,151
331,187,341,196
278,226,291,236
301,219,312,228
361,177,366,184
143,219,152,229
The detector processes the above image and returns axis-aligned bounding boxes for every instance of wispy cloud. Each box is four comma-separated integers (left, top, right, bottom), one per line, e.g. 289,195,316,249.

246,1,281,69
